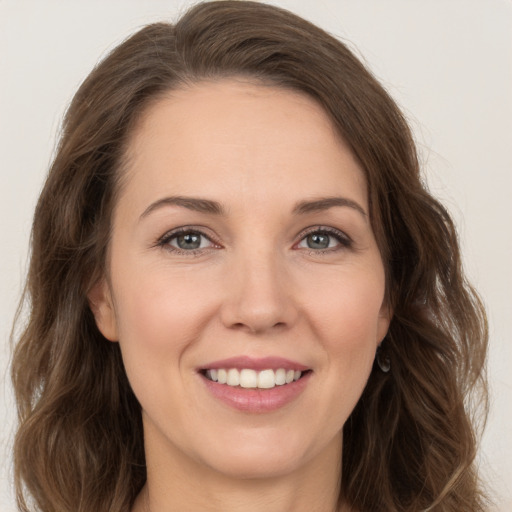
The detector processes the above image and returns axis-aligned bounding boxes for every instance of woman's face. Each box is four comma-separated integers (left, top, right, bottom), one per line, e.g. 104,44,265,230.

91,80,390,479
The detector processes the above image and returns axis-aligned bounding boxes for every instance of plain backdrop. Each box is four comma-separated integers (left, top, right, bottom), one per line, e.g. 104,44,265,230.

1,1,511,510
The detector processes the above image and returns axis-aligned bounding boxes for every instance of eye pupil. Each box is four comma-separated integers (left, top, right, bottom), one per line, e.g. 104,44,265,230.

307,233,329,249
177,233,201,250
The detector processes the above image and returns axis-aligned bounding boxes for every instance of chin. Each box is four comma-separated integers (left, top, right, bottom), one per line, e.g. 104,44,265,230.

205,448,306,480
194,426,338,481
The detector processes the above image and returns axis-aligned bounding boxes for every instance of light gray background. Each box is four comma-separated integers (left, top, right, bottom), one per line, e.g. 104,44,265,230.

1,1,511,510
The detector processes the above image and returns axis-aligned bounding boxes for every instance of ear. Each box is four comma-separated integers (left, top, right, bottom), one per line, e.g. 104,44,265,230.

377,302,393,345
87,278,118,341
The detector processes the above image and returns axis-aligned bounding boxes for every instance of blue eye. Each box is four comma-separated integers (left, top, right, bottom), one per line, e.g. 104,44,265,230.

172,232,206,250
302,232,333,249
297,228,351,251
159,229,215,252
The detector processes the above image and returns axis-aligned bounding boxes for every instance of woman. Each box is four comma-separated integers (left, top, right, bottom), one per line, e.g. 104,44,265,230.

11,1,489,511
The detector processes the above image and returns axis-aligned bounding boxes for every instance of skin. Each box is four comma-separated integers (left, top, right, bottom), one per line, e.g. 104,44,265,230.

89,79,390,512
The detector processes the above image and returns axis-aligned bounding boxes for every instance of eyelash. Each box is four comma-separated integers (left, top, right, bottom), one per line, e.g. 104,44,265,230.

156,227,221,256
297,226,353,255
156,226,353,256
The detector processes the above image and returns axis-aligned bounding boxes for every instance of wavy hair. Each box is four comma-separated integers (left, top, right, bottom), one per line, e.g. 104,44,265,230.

11,2,488,511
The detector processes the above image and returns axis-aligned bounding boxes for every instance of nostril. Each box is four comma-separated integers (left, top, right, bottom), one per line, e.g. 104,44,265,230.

229,320,288,335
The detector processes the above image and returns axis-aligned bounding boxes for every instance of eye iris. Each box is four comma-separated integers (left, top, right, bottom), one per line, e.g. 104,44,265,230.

307,233,330,249
176,233,201,250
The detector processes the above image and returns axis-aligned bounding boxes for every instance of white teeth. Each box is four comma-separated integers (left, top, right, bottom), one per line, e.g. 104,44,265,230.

217,369,227,384
205,367,305,388
239,369,258,388
275,368,286,385
227,368,240,386
258,369,276,389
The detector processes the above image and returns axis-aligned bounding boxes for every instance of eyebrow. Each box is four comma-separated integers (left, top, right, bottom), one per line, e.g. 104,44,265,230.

140,196,226,220
292,197,367,218
139,195,367,221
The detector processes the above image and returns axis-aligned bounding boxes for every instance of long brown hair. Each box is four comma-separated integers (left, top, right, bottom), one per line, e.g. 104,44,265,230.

11,2,488,511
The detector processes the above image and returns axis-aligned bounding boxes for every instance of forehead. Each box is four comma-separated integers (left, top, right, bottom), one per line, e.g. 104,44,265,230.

119,79,367,213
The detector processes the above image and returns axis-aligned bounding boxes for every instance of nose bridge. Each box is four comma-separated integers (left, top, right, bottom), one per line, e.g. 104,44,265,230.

221,241,296,334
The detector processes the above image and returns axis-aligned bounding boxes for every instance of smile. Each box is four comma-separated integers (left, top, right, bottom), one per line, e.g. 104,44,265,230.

204,368,304,389
199,357,312,413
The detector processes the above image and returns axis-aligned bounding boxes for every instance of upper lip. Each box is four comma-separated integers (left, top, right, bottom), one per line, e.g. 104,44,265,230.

199,356,310,372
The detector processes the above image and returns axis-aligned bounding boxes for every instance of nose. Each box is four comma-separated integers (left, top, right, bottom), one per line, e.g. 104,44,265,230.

220,248,298,335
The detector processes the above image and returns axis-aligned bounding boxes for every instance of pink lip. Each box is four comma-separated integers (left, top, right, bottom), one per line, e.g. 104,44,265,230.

199,355,309,372
202,373,311,413
198,356,312,413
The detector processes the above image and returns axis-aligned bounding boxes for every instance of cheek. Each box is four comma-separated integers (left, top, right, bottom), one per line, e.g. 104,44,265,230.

305,269,386,390
306,266,386,345
109,260,219,392
321,306,380,384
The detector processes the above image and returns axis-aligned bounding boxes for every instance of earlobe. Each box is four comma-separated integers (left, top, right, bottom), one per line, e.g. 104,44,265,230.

87,278,119,341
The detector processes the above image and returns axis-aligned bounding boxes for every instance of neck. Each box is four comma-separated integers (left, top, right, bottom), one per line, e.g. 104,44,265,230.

133,421,347,512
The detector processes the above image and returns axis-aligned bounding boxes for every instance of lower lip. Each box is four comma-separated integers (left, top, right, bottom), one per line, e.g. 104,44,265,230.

201,372,311,413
